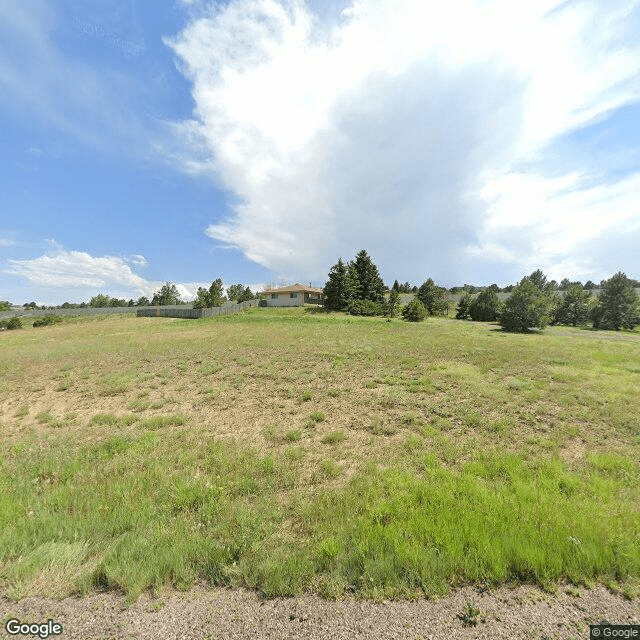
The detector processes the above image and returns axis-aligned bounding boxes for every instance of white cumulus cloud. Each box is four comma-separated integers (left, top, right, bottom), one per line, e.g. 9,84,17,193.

6,249,150,291
166,0,640,284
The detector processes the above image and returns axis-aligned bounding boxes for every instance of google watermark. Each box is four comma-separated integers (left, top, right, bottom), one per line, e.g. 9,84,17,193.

5,619,63,639
590,625,640,639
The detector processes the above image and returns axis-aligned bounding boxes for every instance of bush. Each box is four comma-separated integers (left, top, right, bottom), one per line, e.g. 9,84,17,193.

348,299,383,316
0,316,22,329
401,299,427,322
6,316,23,330
33,314,63,328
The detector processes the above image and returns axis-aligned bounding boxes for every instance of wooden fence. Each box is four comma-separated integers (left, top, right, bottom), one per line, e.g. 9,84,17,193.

136,299,257,319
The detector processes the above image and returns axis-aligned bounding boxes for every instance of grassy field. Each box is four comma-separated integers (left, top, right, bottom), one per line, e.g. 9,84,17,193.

0,308,639,602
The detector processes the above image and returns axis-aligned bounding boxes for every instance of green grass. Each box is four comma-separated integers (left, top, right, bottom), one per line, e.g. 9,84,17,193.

0,308,638,601
90,413,138,427
321,430,347,445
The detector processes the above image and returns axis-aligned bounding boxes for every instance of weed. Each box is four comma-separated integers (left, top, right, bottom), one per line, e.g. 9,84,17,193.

322,431,346,445
127,399,150,412
320,458,341,478
285,430,302,442
370,417,396,436
262,424,278,442
199,362,222,376
14,406,28,418
309,411,325,423
138,414,189,430
458,601,482,627
301,390,313,402
404,434,423,451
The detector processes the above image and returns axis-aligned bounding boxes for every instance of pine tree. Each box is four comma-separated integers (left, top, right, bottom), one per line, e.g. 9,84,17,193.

500,278,552,332
392,279,401,292
416,278,449,316
402,298,427,322
591,272,639,330
226,284,245,302
388,289,401,317
469,289,501,321
455,292,473,320
351,249,386,303
151,282,181,306
323,258,356,311
552,284,591,326
237,286,255,303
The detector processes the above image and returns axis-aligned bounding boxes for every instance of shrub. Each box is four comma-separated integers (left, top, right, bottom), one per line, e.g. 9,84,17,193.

0,316,22,329
5,317,22,330
33,314,63,328
402,299,427,322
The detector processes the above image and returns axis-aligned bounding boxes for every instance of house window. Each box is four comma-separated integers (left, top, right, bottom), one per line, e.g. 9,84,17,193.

271,293,277,299
290,293,298,298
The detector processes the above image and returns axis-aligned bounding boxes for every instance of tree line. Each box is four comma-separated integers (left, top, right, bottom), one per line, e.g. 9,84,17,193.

322,251,640,332
13,281,258,311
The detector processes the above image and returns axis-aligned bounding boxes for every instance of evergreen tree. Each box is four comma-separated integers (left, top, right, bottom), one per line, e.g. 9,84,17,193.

416,278,449,316
237,286,255,303
151,282,181,306
226,284,245,302
583,280,596,290
90,294,111,308
402,282,412,293
455,292,473,320
500,278,553,332
351,249,386,303
208,278,225,306
552,284,591,326
323,258,357,311
591,272,639,330
402,298,427,322
525,269,548,291
392,279,401,292
469,289,501,321
388,289,401,317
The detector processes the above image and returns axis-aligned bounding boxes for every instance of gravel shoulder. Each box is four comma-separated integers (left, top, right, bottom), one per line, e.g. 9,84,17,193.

1,584,638,640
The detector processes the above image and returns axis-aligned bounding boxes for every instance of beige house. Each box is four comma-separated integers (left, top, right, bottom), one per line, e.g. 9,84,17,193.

261,284,324,307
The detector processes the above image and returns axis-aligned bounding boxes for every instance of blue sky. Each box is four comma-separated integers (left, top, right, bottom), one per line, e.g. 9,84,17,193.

1,0,639,304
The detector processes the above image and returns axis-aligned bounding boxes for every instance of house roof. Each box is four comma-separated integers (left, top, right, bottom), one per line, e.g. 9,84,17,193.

262,283,324,295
